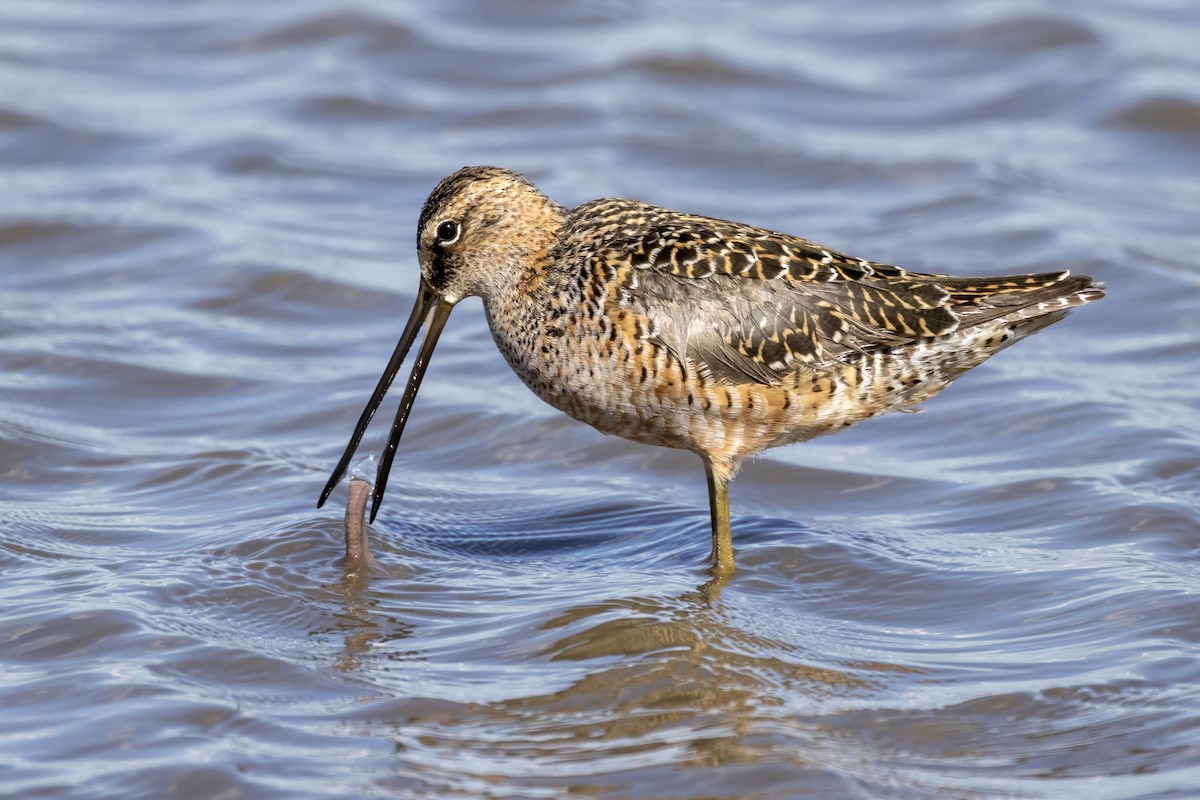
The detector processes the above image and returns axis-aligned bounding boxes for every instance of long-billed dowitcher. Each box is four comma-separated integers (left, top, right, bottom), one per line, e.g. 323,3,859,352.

319,166,1103,574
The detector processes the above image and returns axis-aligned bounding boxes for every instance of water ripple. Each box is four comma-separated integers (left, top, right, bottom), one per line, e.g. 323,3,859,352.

2,0,1199,797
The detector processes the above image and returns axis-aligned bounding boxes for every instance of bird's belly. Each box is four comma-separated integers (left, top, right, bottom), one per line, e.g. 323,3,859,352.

520,350,698,450
496,338,841,462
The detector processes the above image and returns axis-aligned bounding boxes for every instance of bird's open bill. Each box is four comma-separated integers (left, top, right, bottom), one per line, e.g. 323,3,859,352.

317,278,455,523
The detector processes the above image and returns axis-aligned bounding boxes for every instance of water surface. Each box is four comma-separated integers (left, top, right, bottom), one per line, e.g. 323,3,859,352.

2,1,1199,798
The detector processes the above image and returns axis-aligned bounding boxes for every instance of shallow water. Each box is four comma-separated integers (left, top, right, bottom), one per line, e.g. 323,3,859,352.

2,1,1199,798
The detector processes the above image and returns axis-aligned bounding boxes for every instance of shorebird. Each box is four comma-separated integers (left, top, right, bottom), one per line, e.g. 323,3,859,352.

318,166,1103,574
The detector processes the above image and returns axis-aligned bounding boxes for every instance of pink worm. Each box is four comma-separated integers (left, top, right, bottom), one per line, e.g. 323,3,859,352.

343,477,376,564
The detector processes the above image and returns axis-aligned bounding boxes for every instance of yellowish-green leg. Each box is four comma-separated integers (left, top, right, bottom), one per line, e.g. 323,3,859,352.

704,458,735,575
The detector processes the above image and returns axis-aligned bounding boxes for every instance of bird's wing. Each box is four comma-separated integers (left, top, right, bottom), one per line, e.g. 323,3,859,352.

576,199,1077,386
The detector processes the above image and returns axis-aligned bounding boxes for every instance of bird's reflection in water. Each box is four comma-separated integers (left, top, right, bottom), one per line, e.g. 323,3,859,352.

520,590,924,782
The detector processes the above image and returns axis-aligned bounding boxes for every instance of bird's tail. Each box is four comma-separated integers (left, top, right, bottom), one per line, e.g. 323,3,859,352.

940,270,1105,331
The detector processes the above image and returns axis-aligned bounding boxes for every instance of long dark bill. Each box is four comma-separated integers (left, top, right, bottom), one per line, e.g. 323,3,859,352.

317,279,454,524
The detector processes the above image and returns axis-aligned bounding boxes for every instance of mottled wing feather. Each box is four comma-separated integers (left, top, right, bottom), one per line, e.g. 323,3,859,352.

574,199,1094,386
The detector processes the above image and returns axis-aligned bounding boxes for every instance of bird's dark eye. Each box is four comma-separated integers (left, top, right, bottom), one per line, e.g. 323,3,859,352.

435,220,460,245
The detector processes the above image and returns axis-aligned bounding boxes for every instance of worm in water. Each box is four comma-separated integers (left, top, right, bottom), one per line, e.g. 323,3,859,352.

343,477,376,564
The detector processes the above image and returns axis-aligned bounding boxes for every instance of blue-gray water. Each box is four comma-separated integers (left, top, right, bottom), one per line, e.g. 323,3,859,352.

2,2,1199,798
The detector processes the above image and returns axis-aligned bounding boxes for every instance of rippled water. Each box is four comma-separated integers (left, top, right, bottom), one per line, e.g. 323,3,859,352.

3,1,1199,798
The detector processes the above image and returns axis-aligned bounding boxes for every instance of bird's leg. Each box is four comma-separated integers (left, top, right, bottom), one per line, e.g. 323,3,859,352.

703,457,735,575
